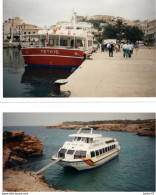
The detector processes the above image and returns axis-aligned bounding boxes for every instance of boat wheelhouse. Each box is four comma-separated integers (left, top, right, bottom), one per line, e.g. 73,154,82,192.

52,127,120,171
21,12,94,69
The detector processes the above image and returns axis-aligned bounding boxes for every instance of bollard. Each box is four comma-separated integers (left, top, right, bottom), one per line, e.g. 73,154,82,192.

48,79,71,97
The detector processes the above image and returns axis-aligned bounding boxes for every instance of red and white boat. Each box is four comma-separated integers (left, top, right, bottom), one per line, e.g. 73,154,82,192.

21,12,94,69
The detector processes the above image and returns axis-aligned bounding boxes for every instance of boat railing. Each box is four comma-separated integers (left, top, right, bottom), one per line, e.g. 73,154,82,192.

77,126,93,134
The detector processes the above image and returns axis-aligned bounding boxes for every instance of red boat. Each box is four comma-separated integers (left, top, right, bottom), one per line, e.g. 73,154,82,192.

21,12,94,69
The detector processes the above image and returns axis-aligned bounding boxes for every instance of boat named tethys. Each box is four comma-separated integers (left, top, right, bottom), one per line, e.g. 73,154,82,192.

52,127,120,171
21,11,94,69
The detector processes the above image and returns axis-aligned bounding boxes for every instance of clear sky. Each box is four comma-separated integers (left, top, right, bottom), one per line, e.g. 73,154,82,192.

3,113,155,126
3,0,155,27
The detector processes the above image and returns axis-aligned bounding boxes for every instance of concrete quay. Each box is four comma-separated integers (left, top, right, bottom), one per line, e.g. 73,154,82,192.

62,47,156,97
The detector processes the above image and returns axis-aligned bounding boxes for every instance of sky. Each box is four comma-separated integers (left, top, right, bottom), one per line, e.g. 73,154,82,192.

3,0,155,27
3,113,155,126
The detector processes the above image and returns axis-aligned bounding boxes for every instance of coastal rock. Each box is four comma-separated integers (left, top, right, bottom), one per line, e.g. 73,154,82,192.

3,131,43,168
3,169,62,192
46,119,155,136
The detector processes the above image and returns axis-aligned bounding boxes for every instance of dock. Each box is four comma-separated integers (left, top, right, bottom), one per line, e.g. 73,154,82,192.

62,48,155,97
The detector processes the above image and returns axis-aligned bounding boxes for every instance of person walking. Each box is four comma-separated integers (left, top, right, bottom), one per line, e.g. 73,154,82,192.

122,42,129,58
128,43,133,58
109,43,114,57
101,42,105,52
134,43,139,53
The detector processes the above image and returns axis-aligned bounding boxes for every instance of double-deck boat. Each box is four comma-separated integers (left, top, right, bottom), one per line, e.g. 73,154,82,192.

21,12,94,69
52,127,120,171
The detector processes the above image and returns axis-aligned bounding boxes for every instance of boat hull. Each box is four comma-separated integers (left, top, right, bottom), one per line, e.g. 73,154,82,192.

21,48,85,69
54,148,119,171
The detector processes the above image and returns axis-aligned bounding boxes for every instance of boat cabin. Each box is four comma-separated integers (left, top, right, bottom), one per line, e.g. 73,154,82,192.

22,30,93,51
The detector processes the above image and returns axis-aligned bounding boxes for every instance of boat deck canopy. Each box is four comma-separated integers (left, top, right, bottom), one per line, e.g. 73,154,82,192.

69,133,102,138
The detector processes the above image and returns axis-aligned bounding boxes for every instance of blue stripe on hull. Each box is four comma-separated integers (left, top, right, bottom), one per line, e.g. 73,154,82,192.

25,64,79,70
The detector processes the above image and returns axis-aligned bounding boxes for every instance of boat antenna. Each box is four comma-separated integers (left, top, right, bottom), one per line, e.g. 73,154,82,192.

72,9,76,30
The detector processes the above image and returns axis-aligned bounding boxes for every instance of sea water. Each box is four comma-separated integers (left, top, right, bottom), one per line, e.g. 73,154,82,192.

3,48,72,97
3,126,155,192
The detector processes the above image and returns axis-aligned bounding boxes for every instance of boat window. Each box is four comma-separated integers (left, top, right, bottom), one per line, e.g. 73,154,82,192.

100,149,103,155
105,147,107,152
71,40,74,47
75,40,83,48
88,40,92,47
77,137,81,141
91,151,95,158
60,39,67,46
81,137,87,142
49,39,54,46
56,39,59,46
81,151,86,158
103,148,105,153
67,150,75,155
96,150,99,156
58,148,67,158
107,147,110,151
114,144,116,148
74,150,86,159
110,145,112,150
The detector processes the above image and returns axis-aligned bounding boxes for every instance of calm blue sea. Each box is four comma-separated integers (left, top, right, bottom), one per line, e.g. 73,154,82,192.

3,48,73,97
3,126,155,192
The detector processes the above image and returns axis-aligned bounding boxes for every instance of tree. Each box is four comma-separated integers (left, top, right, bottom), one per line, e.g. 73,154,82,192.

129,26,144,43
103,24,117,39
123,25,133,42
114,19,125,42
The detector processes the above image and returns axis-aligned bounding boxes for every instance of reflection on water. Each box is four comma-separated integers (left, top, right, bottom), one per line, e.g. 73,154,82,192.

3,48,73,97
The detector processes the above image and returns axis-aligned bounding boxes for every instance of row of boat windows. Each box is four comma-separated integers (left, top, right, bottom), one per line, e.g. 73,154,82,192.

90,144,116,158
58,144,116,159
39,39,92,48
58,148,86,159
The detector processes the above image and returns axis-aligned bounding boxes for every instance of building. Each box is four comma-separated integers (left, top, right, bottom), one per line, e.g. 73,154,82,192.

85,15,114,22
146,20,156,44
134,20,148,35
3,17,43,42
3,17,23,41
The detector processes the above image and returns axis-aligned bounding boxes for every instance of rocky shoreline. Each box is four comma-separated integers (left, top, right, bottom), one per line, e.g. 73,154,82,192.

46,120,155,137
3,131,67,192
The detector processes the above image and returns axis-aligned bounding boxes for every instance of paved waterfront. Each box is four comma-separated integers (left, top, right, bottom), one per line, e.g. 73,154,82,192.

62,47,156,97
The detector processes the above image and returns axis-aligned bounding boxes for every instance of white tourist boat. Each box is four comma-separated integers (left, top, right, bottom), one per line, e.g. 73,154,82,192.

52,127,120,171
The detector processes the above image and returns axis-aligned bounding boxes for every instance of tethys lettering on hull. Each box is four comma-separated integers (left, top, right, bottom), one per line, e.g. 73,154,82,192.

52,126,120,171
41,50,59,54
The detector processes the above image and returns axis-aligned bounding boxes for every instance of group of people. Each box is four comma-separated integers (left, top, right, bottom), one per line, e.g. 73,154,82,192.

100,41,139,58
122,43,136,58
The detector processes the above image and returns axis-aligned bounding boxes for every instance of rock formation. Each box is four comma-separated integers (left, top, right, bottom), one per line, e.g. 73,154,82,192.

3,131,71,192
3,169,62,192
3,131,43,168
46,119,155,136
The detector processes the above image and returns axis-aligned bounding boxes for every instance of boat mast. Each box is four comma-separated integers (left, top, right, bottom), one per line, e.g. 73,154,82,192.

72,9,76,49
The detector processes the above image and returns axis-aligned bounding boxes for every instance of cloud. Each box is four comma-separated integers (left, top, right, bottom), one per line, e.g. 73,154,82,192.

3,0,155,26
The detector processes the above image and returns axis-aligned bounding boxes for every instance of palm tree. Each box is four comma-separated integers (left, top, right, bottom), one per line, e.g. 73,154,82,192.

114,19,125,43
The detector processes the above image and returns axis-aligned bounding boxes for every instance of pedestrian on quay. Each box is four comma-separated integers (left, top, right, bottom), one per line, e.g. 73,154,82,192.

109,42,114,57
115,44,119,53
128,43,133,58
101,42,105,52
134,43,139,53
106,43,110,51
122,42,129,58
